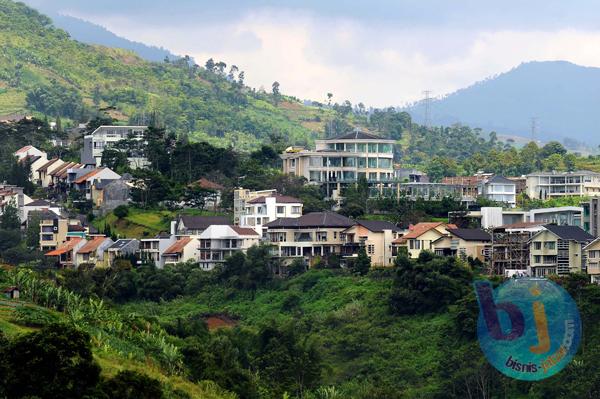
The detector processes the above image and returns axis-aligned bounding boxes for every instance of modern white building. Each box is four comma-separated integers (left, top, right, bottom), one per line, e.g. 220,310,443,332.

81,125,148,168
240,194,303,234
526,170,600,199
280,130,395,199
198,225,260,270
233,188,278,225
138,233,176,268
478,176,517,207
0,184,32,221
475,206,584,229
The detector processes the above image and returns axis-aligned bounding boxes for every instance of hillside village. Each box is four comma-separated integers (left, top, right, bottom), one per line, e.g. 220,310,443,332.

4,120,600,284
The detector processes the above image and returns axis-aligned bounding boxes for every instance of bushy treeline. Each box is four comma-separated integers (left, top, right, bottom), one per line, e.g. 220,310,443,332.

0,324,179,399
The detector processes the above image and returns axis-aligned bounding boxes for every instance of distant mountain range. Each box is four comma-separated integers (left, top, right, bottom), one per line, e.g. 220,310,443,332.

405,61,600,147
48,13,181,63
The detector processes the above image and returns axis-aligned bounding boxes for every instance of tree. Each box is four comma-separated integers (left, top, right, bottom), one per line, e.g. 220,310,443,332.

425,156,459,182
326,92,333,106
0,201,20,230
113,205,129,219
205,58,215,72
541,141,567,158
351,247,371,275
100,370,164,399
26,212,41,248
272,81,281,105
1,324,101,399
183,185,216,212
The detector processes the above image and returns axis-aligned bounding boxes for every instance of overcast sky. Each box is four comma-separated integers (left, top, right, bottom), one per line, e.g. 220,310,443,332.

22,0,600,107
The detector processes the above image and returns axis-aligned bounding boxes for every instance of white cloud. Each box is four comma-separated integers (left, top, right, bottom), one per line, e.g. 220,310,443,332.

67,9,600,107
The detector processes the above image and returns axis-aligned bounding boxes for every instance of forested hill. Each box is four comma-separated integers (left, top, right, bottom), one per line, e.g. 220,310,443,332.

405,61,600,147
0,0,342,150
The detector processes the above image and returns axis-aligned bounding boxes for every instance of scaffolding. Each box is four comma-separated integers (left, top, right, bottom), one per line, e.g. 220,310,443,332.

490,228,534,275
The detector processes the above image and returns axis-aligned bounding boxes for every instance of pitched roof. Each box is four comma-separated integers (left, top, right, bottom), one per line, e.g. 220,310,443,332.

179,215,230,230
447,228,491,241
29,209,62,220
355,220,401,232
193,177,225,191
108,239,137,250
15,145,33,154
19,154,42,164
229,226,260,236
49,161,76,177
543,224,595,242
163,237,192,255
265,212,354,228
77,237,109,254
325,131,387,141
36,158,60,173
247,194,302,204
486,175,515,185
45,238,82,256
74,168,104,184
68,224,86,232
25,199,57,207
393,222,457,243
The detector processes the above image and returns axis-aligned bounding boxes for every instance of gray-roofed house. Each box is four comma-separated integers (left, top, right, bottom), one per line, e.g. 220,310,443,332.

265,212,355,265
432,228,492,261
92,178,131,213
107,239,140,265
341,220,402,266
172,215,230,237
529,224,595,277
478,175,517,208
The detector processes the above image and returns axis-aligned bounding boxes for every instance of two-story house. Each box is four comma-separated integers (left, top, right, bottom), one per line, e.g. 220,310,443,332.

75,236,114,268
233,188,278,225
529,225,594,277
107,239,140,266
138,233,176,268
45,237,86,268
81,125,148,168
198,225,261,270
265,212,355,264
162,237,199,266
392,222,458,259
584,238,600,283
432,228,491,261
240,194,303,234
340,220,401,266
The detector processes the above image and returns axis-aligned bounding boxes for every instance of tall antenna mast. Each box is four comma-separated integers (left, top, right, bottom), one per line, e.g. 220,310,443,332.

530,117,538,142
422,90,432,128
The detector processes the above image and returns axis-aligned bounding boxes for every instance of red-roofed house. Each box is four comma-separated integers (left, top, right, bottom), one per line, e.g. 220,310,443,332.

162,237,199,266
189,178,225,211
392,222,458,258
74,236,114,267
45,237,86,268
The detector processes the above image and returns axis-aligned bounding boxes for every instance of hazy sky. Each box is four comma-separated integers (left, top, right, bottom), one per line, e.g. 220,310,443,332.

22,0,600,107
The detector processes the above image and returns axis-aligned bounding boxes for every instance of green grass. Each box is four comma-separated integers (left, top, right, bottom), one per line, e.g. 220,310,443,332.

93,207,231,238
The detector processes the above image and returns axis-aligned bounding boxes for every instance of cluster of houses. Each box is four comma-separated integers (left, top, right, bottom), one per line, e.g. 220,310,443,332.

7,125,600,283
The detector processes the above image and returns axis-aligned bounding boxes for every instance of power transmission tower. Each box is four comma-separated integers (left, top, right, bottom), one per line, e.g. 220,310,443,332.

530,117,538,142
422,90,432,128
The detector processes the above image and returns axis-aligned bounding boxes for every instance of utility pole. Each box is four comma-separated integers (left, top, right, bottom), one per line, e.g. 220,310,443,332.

530,117,538,142
422,90,432,128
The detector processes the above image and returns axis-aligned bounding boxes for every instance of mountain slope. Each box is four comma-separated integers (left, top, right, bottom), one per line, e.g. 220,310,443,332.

406,61,600,145
0,0,331,150
50,13,181,63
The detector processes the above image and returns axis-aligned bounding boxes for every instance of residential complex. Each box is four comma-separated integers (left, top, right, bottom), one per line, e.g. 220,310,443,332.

526,170,600,199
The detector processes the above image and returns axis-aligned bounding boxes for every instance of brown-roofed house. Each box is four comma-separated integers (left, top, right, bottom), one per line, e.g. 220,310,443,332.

392,222,458,258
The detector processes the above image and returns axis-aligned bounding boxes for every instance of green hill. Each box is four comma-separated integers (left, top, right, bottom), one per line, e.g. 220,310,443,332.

0,0,339,150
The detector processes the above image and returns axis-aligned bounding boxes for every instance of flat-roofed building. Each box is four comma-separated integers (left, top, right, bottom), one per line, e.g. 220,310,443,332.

240,194,303,234
81,125,148,168
526,170,600,199
281,130,395,200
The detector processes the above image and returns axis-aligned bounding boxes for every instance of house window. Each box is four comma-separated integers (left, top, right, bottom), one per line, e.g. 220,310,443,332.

533,242,542,250
276,206,285,214
544,242,556,250
534,255,541,263
292,206,301,214
368,158,378,168
334,232,337,239
316,232,328,241
367,245,374,255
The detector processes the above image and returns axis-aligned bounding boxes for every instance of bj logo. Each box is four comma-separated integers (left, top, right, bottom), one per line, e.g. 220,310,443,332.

473,279,581,381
